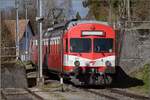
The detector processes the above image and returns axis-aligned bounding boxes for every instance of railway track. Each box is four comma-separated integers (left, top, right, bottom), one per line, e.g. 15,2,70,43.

108,88,149,100
38,78,150,100
2,78,146,100
43,79,149,100
83,89,118,100
81,88,149,100
1,88,44,100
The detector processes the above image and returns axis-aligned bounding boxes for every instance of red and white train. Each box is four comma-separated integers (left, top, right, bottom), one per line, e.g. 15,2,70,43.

30,20,116,85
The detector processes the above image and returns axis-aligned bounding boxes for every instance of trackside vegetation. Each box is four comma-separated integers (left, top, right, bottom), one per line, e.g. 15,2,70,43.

130,64,150,95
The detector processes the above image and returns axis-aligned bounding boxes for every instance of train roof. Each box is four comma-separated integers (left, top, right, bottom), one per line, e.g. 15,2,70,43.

43,20,110,37
67,20,109,29
47,20,109,31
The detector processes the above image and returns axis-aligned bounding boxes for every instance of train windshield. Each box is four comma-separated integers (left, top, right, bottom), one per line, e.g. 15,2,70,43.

94,38,113,53
70,38,91,53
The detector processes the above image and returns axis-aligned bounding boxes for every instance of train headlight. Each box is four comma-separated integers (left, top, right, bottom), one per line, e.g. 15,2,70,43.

74,61,80,67
105,61,111,67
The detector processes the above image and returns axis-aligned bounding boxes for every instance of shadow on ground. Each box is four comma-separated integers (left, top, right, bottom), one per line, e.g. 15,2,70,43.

75,66,144,89
110,66,144,88
42,66,144,89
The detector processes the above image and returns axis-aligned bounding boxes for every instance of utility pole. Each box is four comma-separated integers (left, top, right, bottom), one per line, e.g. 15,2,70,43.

0,11,1,62
39,0,43,84
15,0,19,60
108,0,112,25
127,0,130,21
24,0,32,61
127,0,131,27
24,0,28,61
37,0,44,86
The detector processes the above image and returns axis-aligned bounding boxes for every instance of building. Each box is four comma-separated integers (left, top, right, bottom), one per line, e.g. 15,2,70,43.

3,19,35,61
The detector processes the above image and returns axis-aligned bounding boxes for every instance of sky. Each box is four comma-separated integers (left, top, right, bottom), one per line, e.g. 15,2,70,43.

0,0,88,17
72,0,88,17
0,0,15,9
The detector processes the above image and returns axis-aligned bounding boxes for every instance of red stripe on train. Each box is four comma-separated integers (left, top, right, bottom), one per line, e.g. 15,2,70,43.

64,66,106,72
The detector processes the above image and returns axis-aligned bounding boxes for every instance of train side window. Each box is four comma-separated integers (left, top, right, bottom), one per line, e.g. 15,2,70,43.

35,40,38,46
32,40,35,46
57,39,59,53
32,40,34,46
66,38,68,52
54,39,56,54
42,40,44,45
48,39,50,54
33,41,35,46
52,39,56,54
52,40,54,54
37,40,38,46
43,39,46,45
56,39,57,54
46,39,48,45
58,39,60,53
50,40,52,54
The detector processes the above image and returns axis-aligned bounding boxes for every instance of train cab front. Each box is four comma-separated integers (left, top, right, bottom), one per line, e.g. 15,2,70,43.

63,21,116,85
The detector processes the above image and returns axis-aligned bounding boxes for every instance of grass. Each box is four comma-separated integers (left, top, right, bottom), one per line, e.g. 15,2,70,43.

130,64,150,95
42,83,62,90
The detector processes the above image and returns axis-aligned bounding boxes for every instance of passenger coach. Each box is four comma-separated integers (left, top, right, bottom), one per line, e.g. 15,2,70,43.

31,20,116,85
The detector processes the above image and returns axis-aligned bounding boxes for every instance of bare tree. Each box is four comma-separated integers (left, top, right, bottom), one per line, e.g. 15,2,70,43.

42,0,75,29
42,0,57,29
1,7,16,20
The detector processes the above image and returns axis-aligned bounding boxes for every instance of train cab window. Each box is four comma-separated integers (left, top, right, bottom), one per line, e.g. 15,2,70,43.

66,39,68,52
94,38,113,53
70,38,91,53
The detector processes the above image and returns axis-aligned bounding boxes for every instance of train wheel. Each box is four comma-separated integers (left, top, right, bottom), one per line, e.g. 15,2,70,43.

104,75,112,85
97,76,105,85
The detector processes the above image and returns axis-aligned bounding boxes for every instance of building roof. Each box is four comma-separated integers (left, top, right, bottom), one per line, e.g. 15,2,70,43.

3,19,34,41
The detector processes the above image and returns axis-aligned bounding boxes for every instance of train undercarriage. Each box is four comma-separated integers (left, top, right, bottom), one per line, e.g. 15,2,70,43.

66,67,113,86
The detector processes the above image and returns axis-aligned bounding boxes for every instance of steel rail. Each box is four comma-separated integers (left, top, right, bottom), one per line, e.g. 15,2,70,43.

24,88,44,100
1,88,44,100
84,89,118,100
108,88,150,100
